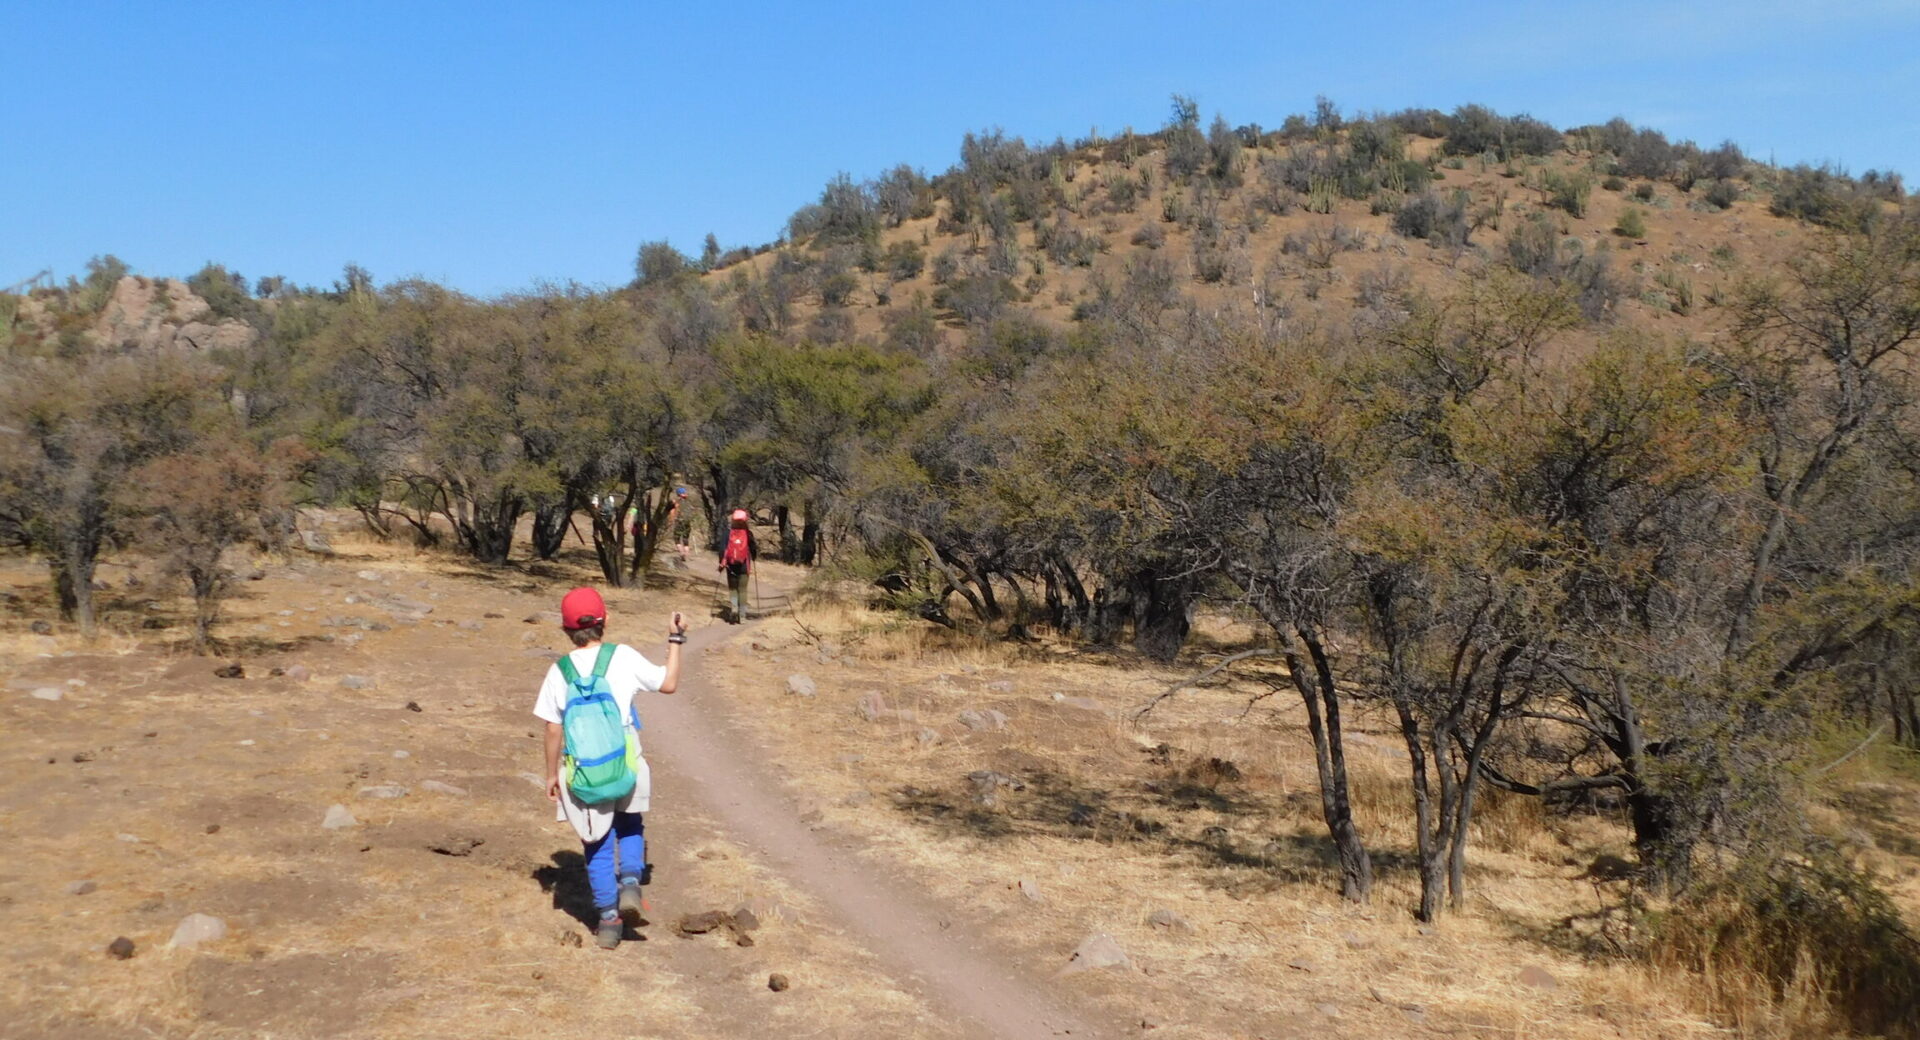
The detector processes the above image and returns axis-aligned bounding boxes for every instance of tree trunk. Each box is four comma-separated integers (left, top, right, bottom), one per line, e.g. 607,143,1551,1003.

775,505,797,564
705,464,731,555
1130,567,1194,663
799,501,821,565
531,500,571,560
1288,628,1373,903
52,530,99,636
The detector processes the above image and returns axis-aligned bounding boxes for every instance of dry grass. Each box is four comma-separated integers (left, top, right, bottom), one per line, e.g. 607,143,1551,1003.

703,588,1920,1039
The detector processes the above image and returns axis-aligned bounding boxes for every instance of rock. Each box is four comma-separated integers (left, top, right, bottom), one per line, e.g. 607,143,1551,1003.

768,973,790,992
298,529,334,554
205,823,220,834
785,674,818,698
484,612,504,619
957,708,1009,732
1061,932,1130,975
1518,965,1559,990
458,620,484,631
213,664,244,679
1146,909,1193,934
1343,931,1374,950
1017,878,1045,902
732,907,762,932
67,880,98,895
355,570,381,582
677,910,733,936
321,804,358,829
1287,958,1314,972
29,687,63,702
915,727,941,746
116,833,141,843
1315,1003,1341,1018
30,620,53,635
855,691,889,722
405,700,423,712
168,913,228,948
72,751,95,763
392,750,410,759
558,930,583,948
1066,804,1097,827
983,680,1015,693
358,785,408,799
418,780,467,796
428,836,484,857
106,936,136,959
339,675,375,690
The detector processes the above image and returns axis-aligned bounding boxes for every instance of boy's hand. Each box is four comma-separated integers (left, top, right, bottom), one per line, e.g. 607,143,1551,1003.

669,611,687,637
546,776,561,802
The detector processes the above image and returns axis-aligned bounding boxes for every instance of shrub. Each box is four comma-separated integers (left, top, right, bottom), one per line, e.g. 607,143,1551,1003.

930,248,961,285
1163,94,1209,180
1771,164,1870,229
1131,222,1165,249
1700,140,1746,181
1633,181,1656,202
1443,104,1562,160
1615,207,1648,239
1393,190,1471,246
633,241,690,288
1703,179,1740,210
1602,175,1627,192
883,241,925,281
1545,171,1593,217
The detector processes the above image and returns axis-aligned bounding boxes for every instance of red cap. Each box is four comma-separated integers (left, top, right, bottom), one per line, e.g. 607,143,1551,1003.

559,587,606,630
730,508,749,522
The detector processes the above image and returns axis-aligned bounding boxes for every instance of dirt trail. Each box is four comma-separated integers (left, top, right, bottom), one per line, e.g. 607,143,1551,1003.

649,582,1103,1039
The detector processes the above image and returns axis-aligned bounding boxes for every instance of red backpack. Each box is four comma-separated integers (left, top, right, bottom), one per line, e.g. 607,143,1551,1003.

722,529,751,574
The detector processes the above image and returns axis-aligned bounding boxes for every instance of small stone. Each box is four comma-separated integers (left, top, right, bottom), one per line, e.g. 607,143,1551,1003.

419,780,467,796
67,880,98,895
558,930,582,947
732,907,762,932
339,675,375,690
983,680,1015,693
677,910,732,935
768,973,790,992
205,823,220,834
29,687,62,702
841,790,872,807
1518,965,1559,990
30,620,53,635
115,833,141,843
1315,1003,1341,1018
428,836,484,856
72,751,94,763
1066,804,1097,827
785,674,817,698
392,750,410,759
1287,958,1314,972
106,936,136,959
1146,909,1193,934
322,804,358,829
405,700,423,712
1343,931,1374,950
855,691,888,722
1017,878,1045,902
957,708,1009,732
1061,932,1130,975
355,570,380,581
213,663,244,679
284,664,311,682
915,727,941,746
168,913,228,948
358,785,408,799
458,620,483,631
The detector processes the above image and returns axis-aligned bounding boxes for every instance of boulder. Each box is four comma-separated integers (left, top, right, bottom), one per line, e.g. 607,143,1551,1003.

167,913,228,948
1060,932,1130,975
106,936,136,960
785,674,818,698
357,785,408,799
1518,965,1559,991
321,804,358,829
855,691,888,721
1146,909,1194,935
283,665,311,682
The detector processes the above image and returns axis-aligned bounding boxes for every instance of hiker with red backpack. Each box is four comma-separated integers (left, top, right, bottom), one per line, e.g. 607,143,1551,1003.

532,586,687,949
718,508,757,624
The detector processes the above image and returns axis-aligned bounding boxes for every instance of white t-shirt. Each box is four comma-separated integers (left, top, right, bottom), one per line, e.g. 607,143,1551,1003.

532,643,668,733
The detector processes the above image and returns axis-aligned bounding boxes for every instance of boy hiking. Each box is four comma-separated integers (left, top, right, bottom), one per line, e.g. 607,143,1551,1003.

718,508,756,624
532,586,688,949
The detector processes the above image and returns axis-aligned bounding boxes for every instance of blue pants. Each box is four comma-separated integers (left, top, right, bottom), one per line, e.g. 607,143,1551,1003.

583,812,646,916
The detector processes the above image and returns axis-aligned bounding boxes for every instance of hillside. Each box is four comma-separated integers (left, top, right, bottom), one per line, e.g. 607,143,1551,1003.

5,102,1920,1040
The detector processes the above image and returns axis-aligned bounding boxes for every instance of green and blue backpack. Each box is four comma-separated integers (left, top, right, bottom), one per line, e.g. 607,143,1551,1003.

557,644,640,804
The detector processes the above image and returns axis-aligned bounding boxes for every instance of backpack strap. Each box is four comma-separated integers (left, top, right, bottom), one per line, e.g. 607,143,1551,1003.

591,643,617,679
557,653,582,685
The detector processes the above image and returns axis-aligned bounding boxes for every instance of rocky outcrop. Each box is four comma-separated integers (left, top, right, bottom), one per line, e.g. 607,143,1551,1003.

14,276,259,353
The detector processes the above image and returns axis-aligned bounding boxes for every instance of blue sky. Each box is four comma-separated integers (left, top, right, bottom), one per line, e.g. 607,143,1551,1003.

5,1,1917,296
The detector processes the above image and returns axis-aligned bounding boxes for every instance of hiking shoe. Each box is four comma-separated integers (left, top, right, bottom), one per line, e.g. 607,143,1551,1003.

618,881,650,926
595,915,623,950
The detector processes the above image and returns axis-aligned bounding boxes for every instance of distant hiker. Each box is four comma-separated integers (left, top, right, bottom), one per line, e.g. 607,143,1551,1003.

533,586,687,949
718,508,757,624
670,487,692,566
